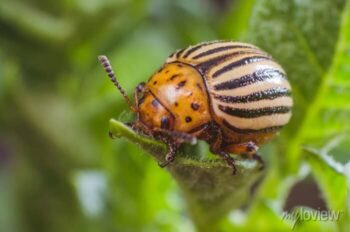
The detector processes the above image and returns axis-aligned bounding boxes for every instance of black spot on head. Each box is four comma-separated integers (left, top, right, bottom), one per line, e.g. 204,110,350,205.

177,64,183,68
161,116,170,129
153,81,158,85
174,102,178,107
176,80,186,89
169,74,179,81
185,116,192,123
191,103,200,110
165,70,169,74
152,99,159,107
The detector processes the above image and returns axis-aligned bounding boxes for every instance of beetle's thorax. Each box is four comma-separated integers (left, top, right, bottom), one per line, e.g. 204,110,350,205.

138,62,211,134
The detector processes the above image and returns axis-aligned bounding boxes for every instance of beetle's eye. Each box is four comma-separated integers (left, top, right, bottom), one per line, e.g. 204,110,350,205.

136,82,145,92
161,116,170,129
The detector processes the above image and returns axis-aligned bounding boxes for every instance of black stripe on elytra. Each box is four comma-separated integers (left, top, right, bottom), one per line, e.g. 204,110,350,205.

192,45,253,60
168,50,176,58
218,105,291,118
214,69,286,91
176,48,185,58
182,41,217,59
214,87,291,103
195,51,261,74
212,56,271,78
223,119,283,134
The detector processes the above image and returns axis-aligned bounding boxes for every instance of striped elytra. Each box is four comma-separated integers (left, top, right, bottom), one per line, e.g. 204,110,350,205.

100,40,293,171
162,41,292,142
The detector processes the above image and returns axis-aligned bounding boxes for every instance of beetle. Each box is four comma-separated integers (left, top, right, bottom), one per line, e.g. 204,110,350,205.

99,40,293,174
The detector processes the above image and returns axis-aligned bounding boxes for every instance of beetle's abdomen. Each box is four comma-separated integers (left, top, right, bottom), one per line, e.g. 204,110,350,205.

209,55,292,134
168,41,293,143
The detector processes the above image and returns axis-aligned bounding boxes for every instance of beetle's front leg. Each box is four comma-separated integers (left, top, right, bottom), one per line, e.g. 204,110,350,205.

158,141,179,168
208,124,237,175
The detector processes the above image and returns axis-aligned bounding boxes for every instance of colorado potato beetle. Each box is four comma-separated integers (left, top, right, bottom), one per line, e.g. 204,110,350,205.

99,40,293,174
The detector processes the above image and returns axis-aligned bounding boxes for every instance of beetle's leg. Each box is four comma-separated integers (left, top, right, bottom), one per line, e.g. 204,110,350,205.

209,124,237,175
131,119,154,137
218,151,237,175
158,141,179,168
153,128,197,145
224,141,264,170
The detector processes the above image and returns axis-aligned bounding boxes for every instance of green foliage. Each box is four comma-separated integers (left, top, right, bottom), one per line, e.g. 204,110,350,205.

109,119,263,231
248,0,347,170
0,0,350,232
305,148,348,212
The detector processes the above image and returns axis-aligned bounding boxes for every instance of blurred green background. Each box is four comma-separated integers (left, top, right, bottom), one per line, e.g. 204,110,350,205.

0,0,349,231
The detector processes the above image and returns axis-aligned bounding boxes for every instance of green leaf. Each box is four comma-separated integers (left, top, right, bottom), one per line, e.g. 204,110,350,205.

237,1,350,231
304,148,348,212
109,119,264,231
304,147,349,231
300,8,350,231
245,0,348,196
248,0,347,171
301,1,350,144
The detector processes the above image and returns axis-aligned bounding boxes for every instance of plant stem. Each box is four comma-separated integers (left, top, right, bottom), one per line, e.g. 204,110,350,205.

109,119,265,230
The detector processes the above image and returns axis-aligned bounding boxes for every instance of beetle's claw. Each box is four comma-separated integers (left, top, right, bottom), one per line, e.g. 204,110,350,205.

158,150,176,168
252,153,265,171
158,160,169,168
219,152,237,175
158,159,173,168
108,131,115,139
232,166,237,175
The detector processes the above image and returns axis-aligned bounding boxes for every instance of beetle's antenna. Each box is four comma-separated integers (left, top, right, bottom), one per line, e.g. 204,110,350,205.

98,55,137,112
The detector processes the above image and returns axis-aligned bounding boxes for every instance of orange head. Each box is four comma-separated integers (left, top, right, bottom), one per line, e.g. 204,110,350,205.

98,55,210,136
137,90,175,130
138,62,211,134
